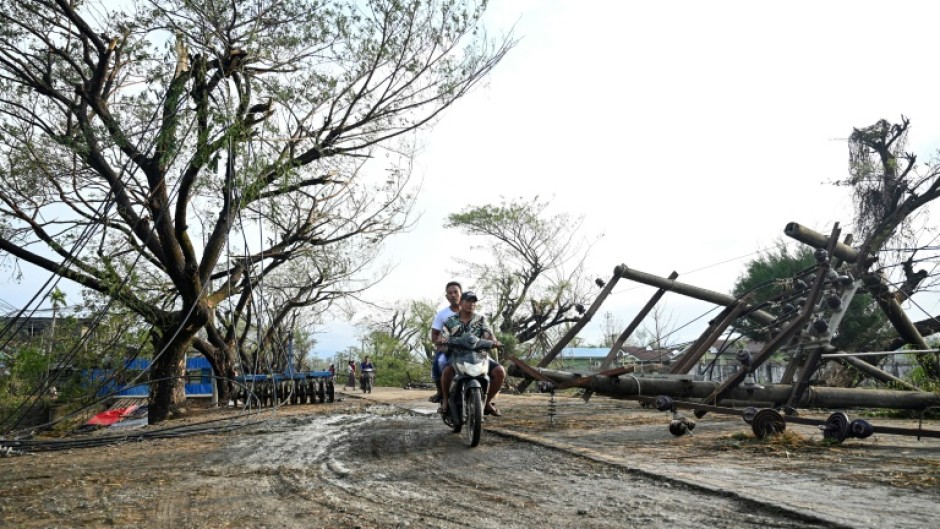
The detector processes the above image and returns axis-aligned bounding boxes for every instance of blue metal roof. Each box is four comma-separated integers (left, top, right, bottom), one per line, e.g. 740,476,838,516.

89,356,215,397
121,356,211,370
88,357,332,398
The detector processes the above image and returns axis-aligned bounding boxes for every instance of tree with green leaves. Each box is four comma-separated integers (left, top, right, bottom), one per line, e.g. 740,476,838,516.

359,329,426,387
363,299,437,359
357,299,436,385
195,238,374,397
0,0,512,423
444,198,595,352
732,242,889,353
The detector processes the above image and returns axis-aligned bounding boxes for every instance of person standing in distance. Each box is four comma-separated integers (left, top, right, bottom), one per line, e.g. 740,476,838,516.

428,281,462,403
345,360,357,389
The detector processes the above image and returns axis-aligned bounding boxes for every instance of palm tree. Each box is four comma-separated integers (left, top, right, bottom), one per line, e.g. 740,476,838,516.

46,288,66,378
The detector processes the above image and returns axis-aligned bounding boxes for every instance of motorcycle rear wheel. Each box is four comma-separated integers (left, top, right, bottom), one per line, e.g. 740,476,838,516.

465,387,483,447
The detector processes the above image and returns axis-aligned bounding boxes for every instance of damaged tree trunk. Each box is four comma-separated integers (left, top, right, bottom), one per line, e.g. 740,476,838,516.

148,333,190,424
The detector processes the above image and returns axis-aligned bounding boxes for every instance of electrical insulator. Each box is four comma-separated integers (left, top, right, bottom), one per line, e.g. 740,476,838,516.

826,295,843,311
812,319,829,334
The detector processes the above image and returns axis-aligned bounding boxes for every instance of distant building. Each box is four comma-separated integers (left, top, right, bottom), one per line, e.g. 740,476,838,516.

88,356,215,398
539,339,921,385
620,345,680,365
687,339,920,383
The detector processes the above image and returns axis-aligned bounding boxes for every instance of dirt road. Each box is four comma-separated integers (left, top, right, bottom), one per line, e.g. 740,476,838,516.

0,387,937,528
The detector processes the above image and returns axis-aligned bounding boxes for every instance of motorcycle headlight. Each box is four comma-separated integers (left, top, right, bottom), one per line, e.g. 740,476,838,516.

459,361,487,377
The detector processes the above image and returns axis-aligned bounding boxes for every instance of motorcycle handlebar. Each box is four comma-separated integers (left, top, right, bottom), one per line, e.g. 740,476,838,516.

446,343,500,351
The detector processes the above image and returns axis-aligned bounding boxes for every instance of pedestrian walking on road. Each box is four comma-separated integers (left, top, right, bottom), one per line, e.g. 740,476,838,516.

345,360,357,389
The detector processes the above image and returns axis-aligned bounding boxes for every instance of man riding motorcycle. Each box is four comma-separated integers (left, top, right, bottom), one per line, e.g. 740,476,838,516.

437,291,506,417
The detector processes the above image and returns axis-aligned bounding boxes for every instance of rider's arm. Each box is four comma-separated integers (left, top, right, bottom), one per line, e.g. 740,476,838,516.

484,332,502,347
480,316,501,346
438,320,454,344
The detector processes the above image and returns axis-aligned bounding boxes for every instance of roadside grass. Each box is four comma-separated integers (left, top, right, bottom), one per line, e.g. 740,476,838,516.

715,430,818,455
712,429,939,491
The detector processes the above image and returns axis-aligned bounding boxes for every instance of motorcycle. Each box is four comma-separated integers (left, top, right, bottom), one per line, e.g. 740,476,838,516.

360,367,375,393
442,334,495,447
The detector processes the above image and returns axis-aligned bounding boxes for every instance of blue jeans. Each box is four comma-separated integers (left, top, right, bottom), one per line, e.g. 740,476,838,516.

431,350,447,380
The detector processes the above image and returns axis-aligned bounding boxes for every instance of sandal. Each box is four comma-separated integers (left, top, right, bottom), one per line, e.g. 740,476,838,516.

429,394,442,403
484,403,502,417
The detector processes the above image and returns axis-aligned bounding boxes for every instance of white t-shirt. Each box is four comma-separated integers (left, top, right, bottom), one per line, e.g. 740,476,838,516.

432,306,458,351
432,306,458,332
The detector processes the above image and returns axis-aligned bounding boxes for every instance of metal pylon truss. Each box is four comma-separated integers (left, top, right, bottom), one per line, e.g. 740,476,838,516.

509,222,940,443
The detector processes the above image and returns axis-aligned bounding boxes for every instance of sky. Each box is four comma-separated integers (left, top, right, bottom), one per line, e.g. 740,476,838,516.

4,1,940,359
310,0,940,356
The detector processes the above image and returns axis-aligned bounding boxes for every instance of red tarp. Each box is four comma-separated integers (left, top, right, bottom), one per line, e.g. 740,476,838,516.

86,405,139,426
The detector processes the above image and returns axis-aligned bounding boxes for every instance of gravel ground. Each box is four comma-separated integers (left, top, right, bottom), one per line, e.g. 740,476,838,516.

0,387,937,529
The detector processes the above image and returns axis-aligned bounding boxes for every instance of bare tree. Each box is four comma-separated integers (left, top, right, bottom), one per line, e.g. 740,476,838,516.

0,0,512,423
841,116,940,378
444,197,596,346
639,303,675,350
846,118,938,277
196,217,393,402
360,299,436,360
599,311,622,348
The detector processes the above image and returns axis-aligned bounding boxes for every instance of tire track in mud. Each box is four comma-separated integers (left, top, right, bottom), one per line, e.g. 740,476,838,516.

215,404,844,529
483,425,857,529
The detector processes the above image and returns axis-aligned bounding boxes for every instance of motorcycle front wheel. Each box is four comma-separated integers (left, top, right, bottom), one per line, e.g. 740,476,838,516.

465,387,483,447
448,393,462,433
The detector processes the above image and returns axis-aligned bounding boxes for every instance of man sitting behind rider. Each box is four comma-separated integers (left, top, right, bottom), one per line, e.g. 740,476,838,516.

429,281,462,403
437,291,506,417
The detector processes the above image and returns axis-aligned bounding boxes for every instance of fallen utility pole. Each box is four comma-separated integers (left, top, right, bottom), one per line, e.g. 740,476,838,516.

516,265,623,393
785,223,931,349
582,270,678,402
536,265,623,368
784,222,859,263
509,365,940,411
835,350,918,391
618,266,775,325
669,295,753,375
822,349,940,357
